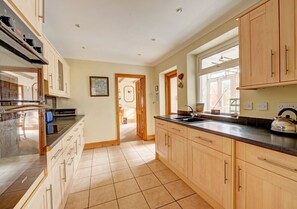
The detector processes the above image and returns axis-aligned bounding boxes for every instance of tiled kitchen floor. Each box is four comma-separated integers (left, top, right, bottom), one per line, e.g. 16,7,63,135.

65,140,213,209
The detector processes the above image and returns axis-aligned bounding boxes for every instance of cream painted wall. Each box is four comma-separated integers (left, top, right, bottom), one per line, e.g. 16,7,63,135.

154,0,297,120
57,59,155,143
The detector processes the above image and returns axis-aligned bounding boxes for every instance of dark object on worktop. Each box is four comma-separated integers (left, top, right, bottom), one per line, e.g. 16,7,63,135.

271,108,297,134
46,123,69,135
45,111,53,123
53,108,77,117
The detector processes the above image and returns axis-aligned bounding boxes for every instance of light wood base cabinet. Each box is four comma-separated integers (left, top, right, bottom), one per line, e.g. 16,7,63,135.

236,159,297,209
156,127,168,161
188,141,232,209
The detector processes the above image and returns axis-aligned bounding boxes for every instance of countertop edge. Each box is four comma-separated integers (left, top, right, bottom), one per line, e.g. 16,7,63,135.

46,115,85,150
154,116,297,157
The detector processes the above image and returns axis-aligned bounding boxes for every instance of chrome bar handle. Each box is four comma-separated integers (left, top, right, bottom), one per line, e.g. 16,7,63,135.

285,45,289,74
237,166,242,192
51,149,62,160
49,74,53,88
270,50,274,77
257,157,297,173
196,136,213,144
62,159,67,182
46,184,53,209
224,160,228,184
165,134,167,146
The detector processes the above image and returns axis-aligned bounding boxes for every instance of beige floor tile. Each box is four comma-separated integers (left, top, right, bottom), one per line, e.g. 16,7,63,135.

155,169,179,184
109,156,126,163
112,168,134,183
94,148,107,153
165,180,195,200
75,167,92,179
92,158,110,166
89,184,116,207
147,160,168,172
178,194,213,209
158,202,182,209
69,176,90,193
136,174,161,190
89,200,118,209
130,165,152,177
127,159,146,167
117,192,149,209
65,190,89,209
110,161,129,172
80,155,93,161
114,178,140,198
91,173,113,189
78,160,92,169
92,164,111,176
143,186,174,209
93,154,109,159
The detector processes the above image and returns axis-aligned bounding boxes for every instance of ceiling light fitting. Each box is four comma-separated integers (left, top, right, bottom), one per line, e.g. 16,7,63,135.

138,54,142,56
75,24,81,28
151,38,156,41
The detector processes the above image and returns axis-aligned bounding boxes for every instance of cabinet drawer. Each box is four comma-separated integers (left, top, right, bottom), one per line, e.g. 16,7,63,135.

167,123,187,137
236,141,297,182
47,141,63,169
155,119,168,130
62,131,75,149
188,129,231,155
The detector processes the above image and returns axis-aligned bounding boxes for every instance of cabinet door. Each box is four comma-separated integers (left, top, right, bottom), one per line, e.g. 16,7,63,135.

236,159,297,209
168,133,187,176
51,156,64,209
188,141,232,208
23,179,47,209
64,62,71,98
280,0,297,81
155,127,168,161
47,45,57,95
240,0,279,87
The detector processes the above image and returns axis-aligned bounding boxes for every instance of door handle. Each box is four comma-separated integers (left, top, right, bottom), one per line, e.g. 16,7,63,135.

285,45,289,74
224,160,228,184
62,159,67,182
165,134,167,146
270,50,274,77
46,184,53,209
237,166,242,192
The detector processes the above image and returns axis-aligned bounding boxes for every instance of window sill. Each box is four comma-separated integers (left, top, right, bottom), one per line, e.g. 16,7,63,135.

197,112,239,120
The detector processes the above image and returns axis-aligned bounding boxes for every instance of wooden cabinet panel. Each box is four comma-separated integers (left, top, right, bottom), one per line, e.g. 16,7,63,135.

155,119,168,130
155,127,168,161
236,160,297,209
280,0,297,81
22,179,47,209
168,133,187,176
240,0,279,87
51,155,64,209
188,141,232,208
167,122,187,137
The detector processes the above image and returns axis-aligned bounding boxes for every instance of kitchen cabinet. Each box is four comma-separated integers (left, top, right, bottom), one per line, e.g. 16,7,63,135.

240,0,279,87
235,141,297,209
239,0,297,89
279,0,297,82
188,141,232,209
168,132,188,176
5,0,43,36
155,127,168,161
43,35,71,98
22,178,47,209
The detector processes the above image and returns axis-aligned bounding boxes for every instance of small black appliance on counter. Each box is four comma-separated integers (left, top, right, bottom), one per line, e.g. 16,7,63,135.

53,108,77,117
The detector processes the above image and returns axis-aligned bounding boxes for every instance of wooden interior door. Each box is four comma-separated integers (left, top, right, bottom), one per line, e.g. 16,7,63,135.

136,77,147,139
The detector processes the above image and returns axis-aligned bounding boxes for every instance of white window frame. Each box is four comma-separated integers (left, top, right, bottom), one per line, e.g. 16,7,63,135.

196,37,239,114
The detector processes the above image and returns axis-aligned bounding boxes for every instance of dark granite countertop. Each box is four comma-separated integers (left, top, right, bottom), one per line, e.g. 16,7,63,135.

46,115,85,149
155,115,297,157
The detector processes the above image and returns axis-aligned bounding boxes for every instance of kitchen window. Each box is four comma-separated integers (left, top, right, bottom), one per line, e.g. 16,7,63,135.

197,38,240,114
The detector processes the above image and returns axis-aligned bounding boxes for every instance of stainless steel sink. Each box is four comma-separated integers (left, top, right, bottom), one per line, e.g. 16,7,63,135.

174,116,205,122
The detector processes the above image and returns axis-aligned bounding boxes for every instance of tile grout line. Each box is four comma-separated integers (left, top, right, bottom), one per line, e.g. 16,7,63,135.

107,147,120,209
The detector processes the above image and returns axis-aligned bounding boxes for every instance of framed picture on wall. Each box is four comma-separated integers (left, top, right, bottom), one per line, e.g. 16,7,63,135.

89,76,109,97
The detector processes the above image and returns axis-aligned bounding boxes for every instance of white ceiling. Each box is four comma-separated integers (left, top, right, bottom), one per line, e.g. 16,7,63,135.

43,0,257,67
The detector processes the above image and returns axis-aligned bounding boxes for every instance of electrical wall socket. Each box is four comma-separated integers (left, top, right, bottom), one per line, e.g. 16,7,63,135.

278,103,297,111
258,102,268,111
244,102,253,110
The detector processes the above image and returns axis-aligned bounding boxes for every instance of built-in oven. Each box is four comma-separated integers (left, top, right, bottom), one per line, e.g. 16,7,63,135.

0,0,48,207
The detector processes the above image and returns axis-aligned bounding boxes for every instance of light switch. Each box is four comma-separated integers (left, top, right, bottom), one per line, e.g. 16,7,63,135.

258,102,268,111
243,102,253,110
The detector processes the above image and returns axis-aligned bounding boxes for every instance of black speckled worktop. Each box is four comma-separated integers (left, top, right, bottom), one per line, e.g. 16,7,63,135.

155,115,297,157
46,115,85,149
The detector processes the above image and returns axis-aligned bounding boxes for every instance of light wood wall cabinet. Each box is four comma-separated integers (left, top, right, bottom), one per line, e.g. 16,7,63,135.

42,35,71,98
22,119,85,209
239,0,297,89
5,0,44,36
235,141,297,209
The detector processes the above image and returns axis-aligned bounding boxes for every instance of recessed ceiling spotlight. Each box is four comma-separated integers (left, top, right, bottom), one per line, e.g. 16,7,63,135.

82,46,86,49
75,24,81,28
176,8,183,13
151,38,156,41
138,54,142,56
